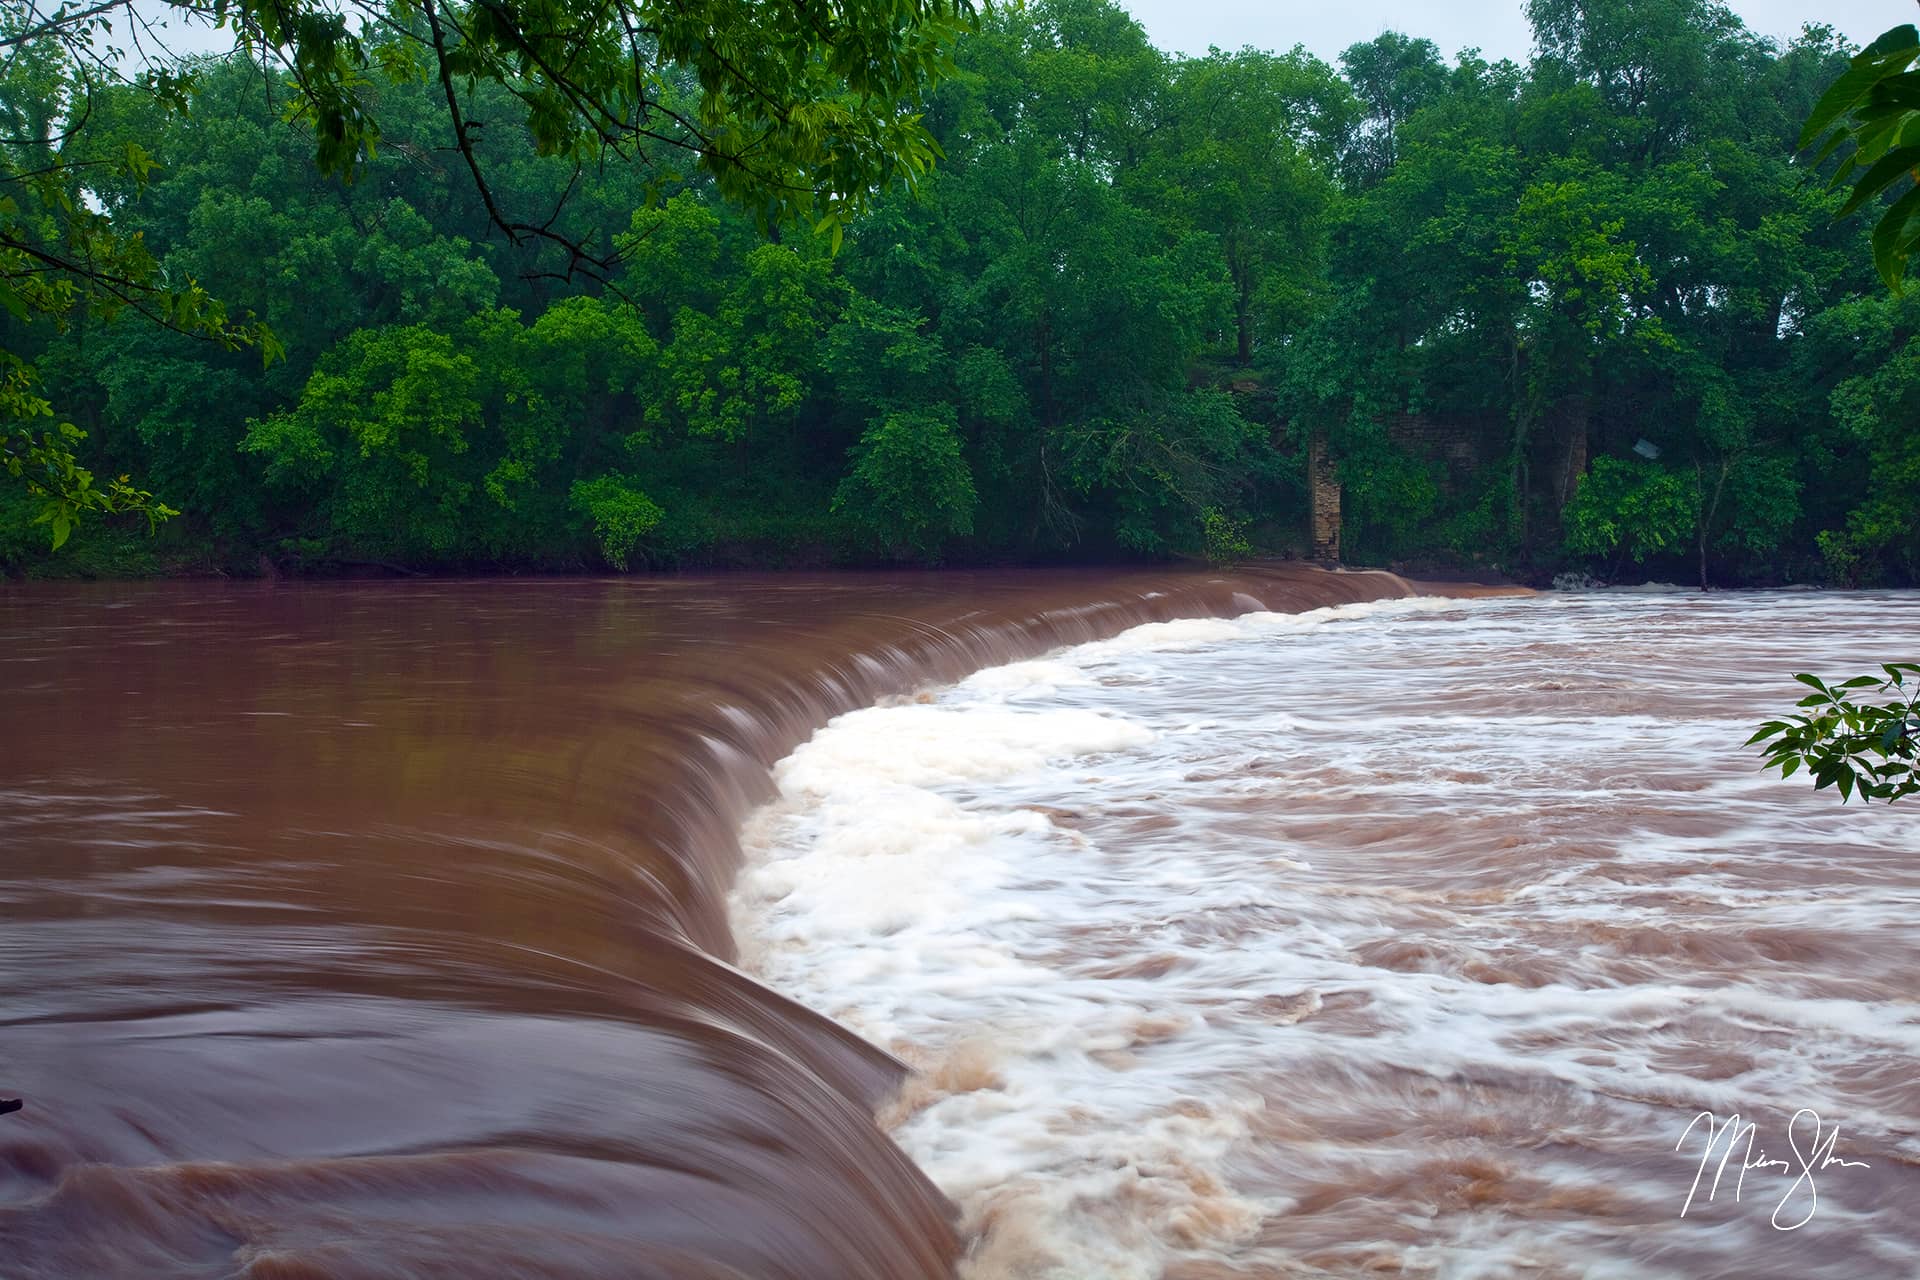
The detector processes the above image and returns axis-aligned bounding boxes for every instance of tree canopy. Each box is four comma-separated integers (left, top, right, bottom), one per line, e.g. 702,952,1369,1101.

2,0,980,548
3,0,1912,584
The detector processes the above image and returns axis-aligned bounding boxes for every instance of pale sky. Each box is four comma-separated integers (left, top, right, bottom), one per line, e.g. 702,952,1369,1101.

1118,0,1911,62
119,0,1910,74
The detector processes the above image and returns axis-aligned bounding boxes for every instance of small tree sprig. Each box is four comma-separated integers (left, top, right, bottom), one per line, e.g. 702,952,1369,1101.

1750,666,1920,803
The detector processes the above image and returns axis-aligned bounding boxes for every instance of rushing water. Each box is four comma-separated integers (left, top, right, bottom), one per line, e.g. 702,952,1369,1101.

0,567,1427,1279
735,591,1920,1279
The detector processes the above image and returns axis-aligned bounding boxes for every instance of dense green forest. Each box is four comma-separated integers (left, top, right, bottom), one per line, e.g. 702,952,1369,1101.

3,0,1915,584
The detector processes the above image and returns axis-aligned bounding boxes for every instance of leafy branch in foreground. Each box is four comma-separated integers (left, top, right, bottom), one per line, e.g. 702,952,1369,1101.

4,9,278,548
4,0,984,554
1,358,177,549
1801,22,1920,290
1750,667,1920,803
1760,23,1920,806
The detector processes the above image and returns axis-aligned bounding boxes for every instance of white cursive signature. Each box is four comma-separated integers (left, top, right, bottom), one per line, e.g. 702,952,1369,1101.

1676,1109,1872,1230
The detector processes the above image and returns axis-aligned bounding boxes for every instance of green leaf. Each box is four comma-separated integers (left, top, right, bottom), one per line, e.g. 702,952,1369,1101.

1871,182,1920,289
1863,72,1920,115
1862,24,1920,60
1802,33,1920,148
1837,145,1920,218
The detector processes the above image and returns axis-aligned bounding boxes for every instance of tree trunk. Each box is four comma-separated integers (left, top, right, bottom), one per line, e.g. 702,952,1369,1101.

1696,457,1730,592
1553,390,1590,513
1308,429,1341,562
1233,248,1254,366
1037,313,1056,429
1508,337,1532,551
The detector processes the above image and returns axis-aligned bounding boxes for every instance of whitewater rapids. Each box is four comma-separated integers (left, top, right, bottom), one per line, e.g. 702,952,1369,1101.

735,592,1920,1279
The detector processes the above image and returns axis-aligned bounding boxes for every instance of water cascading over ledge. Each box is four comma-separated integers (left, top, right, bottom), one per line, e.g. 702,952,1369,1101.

0,566,1490,1279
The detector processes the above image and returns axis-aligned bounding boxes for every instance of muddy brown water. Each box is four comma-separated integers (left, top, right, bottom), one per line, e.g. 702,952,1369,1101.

728,589,1920,1279
0,567,1434,1279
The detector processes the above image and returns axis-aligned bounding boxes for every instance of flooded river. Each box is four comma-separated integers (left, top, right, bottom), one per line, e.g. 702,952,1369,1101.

2,577,1914,1277
0,568,1409,1278
736,591,1920,1278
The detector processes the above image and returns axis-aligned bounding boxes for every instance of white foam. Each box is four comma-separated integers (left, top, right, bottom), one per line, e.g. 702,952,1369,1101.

773,703,1151,795
734,591,1920,1279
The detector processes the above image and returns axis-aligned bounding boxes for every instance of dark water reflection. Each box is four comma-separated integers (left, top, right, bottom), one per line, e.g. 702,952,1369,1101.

0,569,1420,1279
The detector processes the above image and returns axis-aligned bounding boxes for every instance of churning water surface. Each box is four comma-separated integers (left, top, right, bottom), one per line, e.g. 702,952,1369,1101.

0,569,1425,1279
736,592,1920,1279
